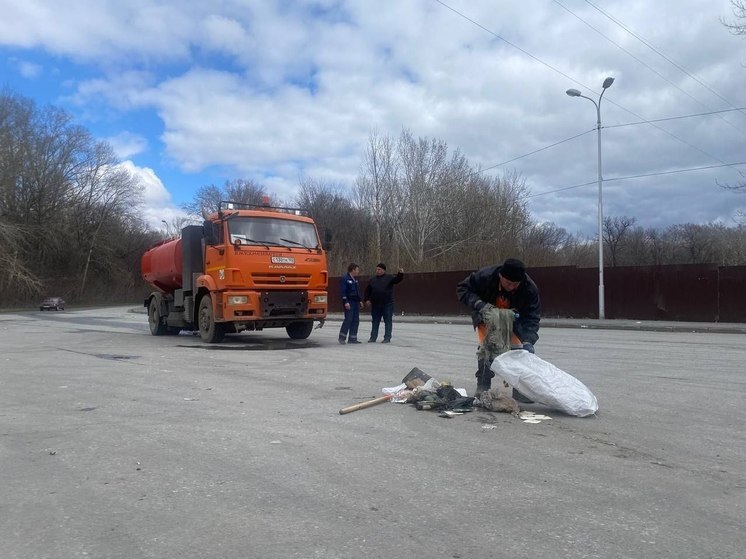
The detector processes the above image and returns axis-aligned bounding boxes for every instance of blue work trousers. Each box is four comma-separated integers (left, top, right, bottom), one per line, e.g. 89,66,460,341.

339,304,360,341
369,302,394,342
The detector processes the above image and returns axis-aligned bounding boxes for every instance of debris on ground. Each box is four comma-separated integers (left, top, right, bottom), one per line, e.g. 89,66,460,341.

342,366,565,425
477,388,520,414
518,411,552,424
401,367,433,389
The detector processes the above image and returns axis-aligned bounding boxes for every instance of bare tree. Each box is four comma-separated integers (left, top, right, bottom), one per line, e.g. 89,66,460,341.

720,224,746,263
603,215,637,267
521,222,573,265
0,91,149,304
349,128,533,271
182,179,268,217
353,130,398,262
72,149,144,296
722,0,746,34
161,215,196,238
393,130,449,266
0,90,34,219
392,130,532,269
296,177,372,273
0,221,43,301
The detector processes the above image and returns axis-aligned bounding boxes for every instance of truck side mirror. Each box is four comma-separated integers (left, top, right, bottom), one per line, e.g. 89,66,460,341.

323,229,333,252
203,220,218,245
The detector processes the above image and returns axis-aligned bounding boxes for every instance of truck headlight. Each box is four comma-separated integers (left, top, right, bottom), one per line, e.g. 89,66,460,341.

313,295,327,304
227,295,248,305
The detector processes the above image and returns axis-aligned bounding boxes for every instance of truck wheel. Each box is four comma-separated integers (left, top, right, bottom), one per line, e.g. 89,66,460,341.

286,320,314,340
148,299,168,335
198,295,225,343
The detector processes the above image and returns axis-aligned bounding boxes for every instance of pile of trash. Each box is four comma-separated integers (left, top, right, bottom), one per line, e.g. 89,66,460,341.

377,367,521,418
339,303,597,420
339,357,598,420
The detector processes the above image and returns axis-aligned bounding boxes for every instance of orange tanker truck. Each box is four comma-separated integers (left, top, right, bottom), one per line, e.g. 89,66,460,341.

141,200,330,342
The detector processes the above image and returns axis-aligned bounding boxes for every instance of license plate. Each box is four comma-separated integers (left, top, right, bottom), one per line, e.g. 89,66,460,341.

272,256,295,264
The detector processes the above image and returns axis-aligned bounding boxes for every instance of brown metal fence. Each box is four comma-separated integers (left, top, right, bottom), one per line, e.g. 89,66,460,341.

329,264,746,323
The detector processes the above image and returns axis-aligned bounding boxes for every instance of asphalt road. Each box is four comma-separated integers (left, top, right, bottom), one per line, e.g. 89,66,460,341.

1,307,743,559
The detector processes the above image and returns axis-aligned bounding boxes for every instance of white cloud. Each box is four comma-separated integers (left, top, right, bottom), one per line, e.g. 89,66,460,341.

117,160,189,230
2,0,744,235
7,57,43,78
106,132,148,159
18,60,42,78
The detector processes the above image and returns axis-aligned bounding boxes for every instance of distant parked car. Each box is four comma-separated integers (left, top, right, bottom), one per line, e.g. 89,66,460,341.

40,297,65,311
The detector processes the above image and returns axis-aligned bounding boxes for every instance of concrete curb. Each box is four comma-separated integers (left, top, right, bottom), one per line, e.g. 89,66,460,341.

324,313,746,334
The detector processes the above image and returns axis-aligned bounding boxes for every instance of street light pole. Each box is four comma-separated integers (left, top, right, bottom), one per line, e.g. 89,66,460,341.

566,77,614,320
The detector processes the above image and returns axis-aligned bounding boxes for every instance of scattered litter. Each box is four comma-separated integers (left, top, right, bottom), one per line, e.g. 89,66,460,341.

401,367,433,389
270,440,281,444
477,388,520,414
382,383,407,395
388,390,413,403
518,411,552,424
342,368,474,419
382,382,411,403
481,424,497,430
183,397,199,401
416,400,441,411
518,411,552,421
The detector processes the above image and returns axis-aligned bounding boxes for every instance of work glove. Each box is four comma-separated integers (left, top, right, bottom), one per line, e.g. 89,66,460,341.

522,342,535,354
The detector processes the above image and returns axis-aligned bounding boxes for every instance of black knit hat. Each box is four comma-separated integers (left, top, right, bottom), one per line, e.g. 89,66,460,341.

376,262,386,271
500,258,526,282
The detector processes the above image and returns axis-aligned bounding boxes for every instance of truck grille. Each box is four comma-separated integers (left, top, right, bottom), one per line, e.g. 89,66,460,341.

251,273,311,287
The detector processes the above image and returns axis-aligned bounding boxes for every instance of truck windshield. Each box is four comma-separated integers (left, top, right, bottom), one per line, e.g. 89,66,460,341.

228,217,319,249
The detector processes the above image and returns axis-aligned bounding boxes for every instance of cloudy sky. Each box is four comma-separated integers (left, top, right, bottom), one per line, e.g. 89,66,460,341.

1,0,745,234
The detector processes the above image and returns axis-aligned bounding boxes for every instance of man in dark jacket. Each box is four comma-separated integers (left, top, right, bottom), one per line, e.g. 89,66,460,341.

338,263,363,344
364,263,404,343
457,258,541,396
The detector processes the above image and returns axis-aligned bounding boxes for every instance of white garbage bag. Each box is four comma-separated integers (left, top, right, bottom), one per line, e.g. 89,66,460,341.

490,350,598,417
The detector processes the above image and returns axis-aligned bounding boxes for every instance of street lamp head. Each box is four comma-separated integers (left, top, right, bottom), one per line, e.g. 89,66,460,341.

602,77,615,89
566,88,582,97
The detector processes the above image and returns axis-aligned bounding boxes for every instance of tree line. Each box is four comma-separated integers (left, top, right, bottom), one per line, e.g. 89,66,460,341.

1,89,744,307
293,130,746,274
0,90,156,306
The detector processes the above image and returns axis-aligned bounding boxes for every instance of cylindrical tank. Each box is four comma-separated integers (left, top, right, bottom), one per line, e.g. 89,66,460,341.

141,237,183,293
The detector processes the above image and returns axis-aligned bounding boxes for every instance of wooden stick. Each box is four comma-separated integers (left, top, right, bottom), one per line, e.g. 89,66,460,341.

339,394,392,415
